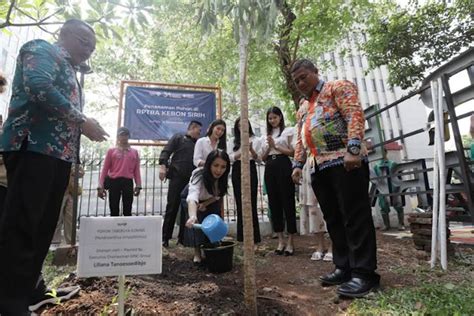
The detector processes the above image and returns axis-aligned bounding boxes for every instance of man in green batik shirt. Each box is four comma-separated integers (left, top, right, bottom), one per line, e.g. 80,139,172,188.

0,19,108,315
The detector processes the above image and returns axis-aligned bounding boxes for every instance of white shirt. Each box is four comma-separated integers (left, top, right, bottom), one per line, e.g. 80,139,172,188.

193,136,218,167
186,168,217,203
228,135,262,163
259,127,295,156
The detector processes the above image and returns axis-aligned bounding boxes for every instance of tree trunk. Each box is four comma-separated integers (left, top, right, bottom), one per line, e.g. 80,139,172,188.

239,23,257,315
275,0,302,110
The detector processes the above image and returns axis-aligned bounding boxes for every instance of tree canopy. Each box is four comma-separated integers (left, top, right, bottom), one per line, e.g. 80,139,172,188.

4,0,468,125
363,0,474,90
0,0,157,42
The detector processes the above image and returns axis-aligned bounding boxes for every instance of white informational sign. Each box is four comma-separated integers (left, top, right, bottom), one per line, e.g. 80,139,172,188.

77,216,162,278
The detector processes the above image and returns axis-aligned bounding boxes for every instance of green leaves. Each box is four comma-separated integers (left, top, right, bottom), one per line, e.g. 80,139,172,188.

363,0,474,89
348,281,474,315
0,0,158,48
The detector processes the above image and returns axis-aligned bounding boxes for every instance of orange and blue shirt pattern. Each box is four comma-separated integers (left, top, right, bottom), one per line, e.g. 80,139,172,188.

294,79,366,169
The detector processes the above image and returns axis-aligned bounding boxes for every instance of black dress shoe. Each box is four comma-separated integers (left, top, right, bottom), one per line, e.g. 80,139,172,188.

163,240,169,248
337,276,380,298
274,247,285,255
284,249,294,256
319,269,351,286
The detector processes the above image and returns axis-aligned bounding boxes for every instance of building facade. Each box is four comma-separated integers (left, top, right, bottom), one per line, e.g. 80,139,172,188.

0,26,46,118
318,33,433,162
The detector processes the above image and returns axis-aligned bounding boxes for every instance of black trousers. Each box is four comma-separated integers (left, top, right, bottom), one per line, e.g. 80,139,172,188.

0,186,6,217
311,162,378,279
162,174,189,243
0,151,71,315
232,160,261,243
264,155,297,234
108,177,134,216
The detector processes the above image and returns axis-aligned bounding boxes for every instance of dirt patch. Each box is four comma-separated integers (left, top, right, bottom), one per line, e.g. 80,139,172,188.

41,232,474,315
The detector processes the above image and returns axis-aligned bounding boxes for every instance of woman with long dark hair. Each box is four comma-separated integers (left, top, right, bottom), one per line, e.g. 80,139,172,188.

261,106,297,255
193,119,227,167
184,149,231,263
230,117,261,243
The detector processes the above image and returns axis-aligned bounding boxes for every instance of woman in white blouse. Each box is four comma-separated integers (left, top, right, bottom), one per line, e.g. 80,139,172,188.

261,106,297,256
184,150,231,264
193,119,227,168
229,117,261,244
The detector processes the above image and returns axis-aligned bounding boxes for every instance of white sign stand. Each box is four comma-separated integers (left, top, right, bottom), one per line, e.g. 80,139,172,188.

78,216,162,314
118,275,125,316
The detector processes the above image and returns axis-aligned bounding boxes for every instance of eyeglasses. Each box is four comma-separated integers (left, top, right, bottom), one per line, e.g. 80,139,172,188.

71,33,95,50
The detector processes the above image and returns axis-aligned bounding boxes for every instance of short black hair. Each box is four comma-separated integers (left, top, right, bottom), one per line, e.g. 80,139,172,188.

188,120,202,129
290,59,318,74
59,19,95,39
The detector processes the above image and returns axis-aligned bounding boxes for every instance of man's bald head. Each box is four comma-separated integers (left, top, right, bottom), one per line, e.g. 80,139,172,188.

58,19,96,66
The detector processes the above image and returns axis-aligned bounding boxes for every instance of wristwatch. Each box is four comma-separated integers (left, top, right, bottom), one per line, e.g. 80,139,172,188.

347,144,361,156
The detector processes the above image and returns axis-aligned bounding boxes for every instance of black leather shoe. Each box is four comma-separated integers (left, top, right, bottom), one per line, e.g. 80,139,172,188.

319,269,351,286
274,247,285,255
284,249,294,256
163,240,169,248
337,276,380,298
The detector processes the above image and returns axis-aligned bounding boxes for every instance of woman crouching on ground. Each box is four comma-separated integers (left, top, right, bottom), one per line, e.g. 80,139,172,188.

184,149,231,264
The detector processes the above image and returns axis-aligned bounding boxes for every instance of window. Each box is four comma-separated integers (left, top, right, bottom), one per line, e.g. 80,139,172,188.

357,55,363,67
1,49,7,70
372,79,377,92
380,79,385,92
349,55,354,67
353,78,357,85
330,52,336,64
339,54,345,66
361,78,367,91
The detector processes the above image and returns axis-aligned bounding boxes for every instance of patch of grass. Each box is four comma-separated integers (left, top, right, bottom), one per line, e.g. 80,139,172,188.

347,281,474,315
42,251,76,288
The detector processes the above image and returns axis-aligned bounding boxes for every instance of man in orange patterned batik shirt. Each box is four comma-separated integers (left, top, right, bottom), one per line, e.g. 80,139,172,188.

291,59,379,298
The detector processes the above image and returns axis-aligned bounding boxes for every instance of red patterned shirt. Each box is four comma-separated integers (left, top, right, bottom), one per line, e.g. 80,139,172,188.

294,79,366,170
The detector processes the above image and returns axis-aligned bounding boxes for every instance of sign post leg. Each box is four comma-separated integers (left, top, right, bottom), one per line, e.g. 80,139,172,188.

118,275,125,316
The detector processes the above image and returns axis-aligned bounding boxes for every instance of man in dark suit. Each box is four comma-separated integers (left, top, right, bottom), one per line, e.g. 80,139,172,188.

160,121,202,247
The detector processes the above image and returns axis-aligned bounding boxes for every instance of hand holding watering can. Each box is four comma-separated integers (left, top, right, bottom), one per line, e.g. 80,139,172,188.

195,214,228,243
185,196,228,243
185,197,220,227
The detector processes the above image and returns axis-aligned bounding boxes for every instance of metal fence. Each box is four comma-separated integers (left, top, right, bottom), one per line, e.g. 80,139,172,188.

365,50,474,223
76,156,271,225
74,50,474,226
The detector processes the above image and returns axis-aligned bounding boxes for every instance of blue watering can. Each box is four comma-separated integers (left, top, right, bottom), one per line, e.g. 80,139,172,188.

193,214,228,243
